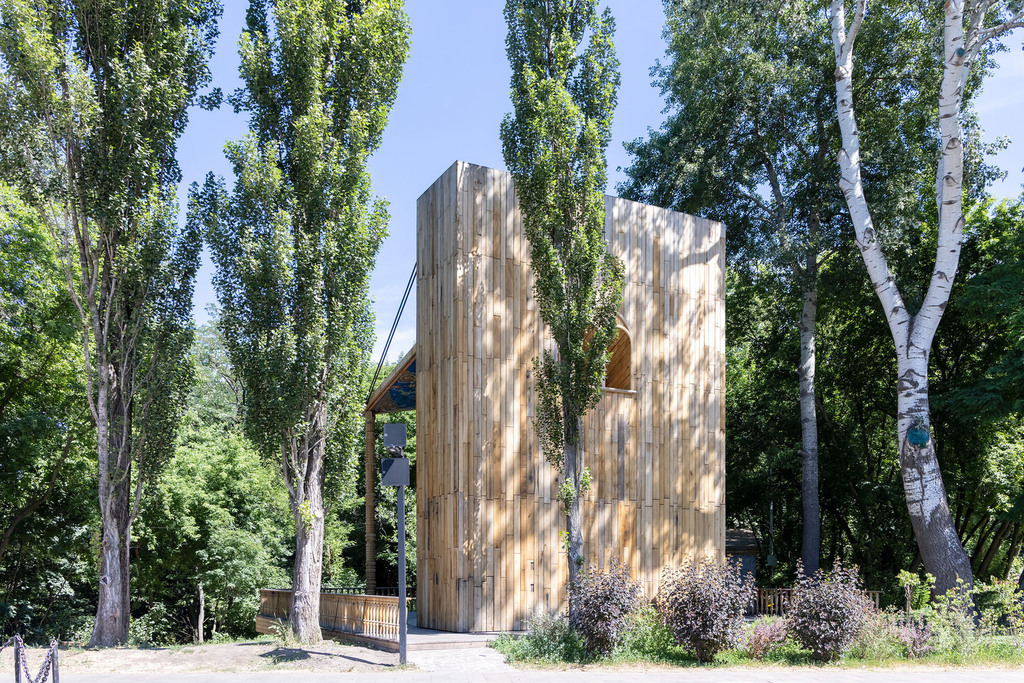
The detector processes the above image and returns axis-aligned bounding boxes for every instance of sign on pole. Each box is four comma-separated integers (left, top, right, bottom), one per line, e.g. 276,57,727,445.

381,422,408,664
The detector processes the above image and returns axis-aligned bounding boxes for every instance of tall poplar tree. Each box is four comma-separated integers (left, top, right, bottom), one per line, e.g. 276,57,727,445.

0,0,219,645
829,0,1023,594
203,0,409,643
500,0,623,601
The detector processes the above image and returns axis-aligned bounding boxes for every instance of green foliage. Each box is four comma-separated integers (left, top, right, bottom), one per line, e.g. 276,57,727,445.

848,607,901,660
898,570,935,611
980,578,1024,638
926,579,981,661
567,561,641,655
500,0,623,463
0,182,97,642
617,603,675,659
655,558,753,662
369,410,417,588
788,560,874,662
128,603,176,648
131,320,296,643
492,610,588,664
134,421,292,642
621,0,1018,598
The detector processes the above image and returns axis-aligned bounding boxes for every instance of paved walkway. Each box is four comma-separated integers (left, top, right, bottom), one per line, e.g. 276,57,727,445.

408,645,515,672
23,667,1024,683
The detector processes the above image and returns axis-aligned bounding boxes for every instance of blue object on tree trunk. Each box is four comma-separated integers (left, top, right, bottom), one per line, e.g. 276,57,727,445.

908,424,930,447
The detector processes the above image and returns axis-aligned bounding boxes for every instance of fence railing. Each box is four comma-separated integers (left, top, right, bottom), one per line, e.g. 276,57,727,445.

321,586,415,598
258,589,406,641
755,587,881,616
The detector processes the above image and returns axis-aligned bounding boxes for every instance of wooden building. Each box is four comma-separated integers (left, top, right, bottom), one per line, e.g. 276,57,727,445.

365,160,725,632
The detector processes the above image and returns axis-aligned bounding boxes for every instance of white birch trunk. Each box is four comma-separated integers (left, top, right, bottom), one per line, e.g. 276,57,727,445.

798,282,820,577
828,0,989,594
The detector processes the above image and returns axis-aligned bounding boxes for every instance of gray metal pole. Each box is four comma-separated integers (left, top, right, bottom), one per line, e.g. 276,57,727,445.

397,480,407,664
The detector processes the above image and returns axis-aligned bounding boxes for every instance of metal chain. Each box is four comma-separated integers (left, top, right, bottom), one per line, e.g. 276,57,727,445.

13,635,58,683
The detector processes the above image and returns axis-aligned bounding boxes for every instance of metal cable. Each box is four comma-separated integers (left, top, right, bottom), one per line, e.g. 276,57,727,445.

366,263,417,404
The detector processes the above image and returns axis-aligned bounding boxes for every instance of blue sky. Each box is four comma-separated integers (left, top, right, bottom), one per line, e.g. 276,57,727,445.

177,1,1024,364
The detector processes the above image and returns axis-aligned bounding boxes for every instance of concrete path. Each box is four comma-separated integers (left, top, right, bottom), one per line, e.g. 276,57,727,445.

408,644,514,672
19,667,1024,683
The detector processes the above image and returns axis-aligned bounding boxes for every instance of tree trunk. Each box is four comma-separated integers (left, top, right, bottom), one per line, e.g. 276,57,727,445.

90,365,133,647
286,407,327,645
798,281,820,576
564,416,584,620
896,357,971,596
1003,524,1021,580
91,509,131,646
971,517,999,566
364,411,376,594
961,513,988,547
197,583,205,644
978,520,1011,578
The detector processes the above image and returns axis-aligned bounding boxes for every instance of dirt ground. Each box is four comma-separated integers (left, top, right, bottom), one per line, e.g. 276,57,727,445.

0,637,399,674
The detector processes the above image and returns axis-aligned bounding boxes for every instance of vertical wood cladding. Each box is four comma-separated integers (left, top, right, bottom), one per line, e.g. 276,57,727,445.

416,161,725,632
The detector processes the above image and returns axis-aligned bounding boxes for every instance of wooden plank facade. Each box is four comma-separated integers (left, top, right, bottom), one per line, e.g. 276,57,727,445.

414,161,725,632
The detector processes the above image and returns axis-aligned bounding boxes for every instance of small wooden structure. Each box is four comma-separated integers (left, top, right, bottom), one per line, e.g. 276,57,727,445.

365,160,726,632
726,528,759,581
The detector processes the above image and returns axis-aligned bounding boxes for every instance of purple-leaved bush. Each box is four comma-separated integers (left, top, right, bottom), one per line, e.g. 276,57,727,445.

568,560,641,655
744,617,788,660
787,559,874,662
655,557,753,663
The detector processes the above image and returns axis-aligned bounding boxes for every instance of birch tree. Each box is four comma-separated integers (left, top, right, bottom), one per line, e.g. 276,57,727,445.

203,0,409,643
500,0,624,601
829,0,1024,594
0,0,218,645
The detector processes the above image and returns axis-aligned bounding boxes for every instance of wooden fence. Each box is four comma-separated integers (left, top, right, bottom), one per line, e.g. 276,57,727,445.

257,589,404,641
755,587,881,616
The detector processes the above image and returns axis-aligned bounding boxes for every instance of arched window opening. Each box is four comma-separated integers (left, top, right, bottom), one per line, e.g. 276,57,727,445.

604,326,632,390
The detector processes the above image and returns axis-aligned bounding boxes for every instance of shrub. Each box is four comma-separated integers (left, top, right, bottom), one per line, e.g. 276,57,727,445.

896,616,934,658
654,557,753,663
743,616,788,660
787,559,873,662
128,603,175,647
849,607,900,660
976,577,1024,639
928,578,979,660
491,609,587,663
897,570,934,612
618,603,675,658
568,560,642,655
